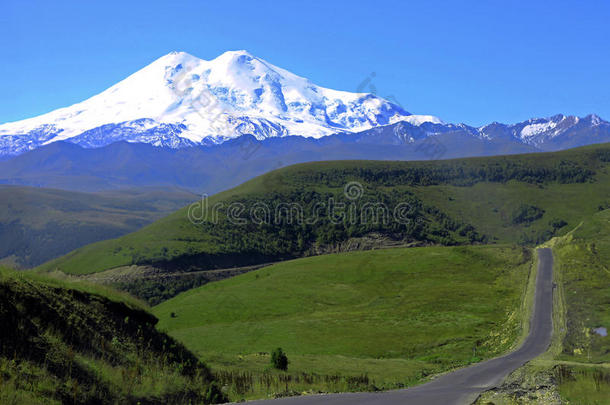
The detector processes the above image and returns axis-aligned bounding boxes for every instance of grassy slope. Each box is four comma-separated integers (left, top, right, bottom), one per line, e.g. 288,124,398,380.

152,244,532,400
415,177,608,244
554,209,610,364
0,268,225,404
540,211,609,405
38,143,610,275
0,185,197,268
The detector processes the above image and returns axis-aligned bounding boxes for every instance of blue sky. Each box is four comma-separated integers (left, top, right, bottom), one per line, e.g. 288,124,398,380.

1,0,609,126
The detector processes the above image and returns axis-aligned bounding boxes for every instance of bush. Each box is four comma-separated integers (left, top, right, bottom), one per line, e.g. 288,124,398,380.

271,348,288,371
549,218,568,230
204,382,227,403
511,204,545,225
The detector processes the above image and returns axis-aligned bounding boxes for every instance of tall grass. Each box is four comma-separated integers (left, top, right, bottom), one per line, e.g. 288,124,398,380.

555,365,610,405
214,369,377,400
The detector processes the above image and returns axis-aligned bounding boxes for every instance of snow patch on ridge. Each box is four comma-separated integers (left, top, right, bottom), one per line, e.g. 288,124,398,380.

394,115,445,126
520,121,558,138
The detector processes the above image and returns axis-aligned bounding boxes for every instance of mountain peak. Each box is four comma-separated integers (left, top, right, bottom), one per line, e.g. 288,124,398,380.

166,50,192,57
216,49,256,59
159,50,258,65
153,50,201,66
586,113,603,125
0,50,413,155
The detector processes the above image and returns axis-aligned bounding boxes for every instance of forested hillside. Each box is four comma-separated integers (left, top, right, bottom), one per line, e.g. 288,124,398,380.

38,144,610,276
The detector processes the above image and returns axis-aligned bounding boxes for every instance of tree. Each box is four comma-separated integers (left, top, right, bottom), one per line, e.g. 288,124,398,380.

271,347,288,371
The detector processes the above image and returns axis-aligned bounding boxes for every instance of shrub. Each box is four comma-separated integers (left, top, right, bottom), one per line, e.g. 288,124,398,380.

204,382,227,403
549,218,568,230
271,348,288,371
511,204,545,225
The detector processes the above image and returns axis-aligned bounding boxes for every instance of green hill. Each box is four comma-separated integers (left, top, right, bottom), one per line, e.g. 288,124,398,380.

0,185,197,268
0,269,225,404
38,143,610,276
152,244,534,400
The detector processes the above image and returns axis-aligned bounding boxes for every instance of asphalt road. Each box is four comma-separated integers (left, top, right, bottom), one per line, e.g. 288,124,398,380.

245,248,554,405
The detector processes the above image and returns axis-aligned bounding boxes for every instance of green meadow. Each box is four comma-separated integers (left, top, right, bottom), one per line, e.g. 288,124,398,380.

153,245,533,400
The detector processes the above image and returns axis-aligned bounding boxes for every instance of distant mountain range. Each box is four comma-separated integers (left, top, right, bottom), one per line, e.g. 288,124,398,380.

0,126,583,194
1,50,608,158
342,113,610,152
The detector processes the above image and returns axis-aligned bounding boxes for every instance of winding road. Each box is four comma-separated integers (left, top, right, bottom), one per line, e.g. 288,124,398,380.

245,248,554,405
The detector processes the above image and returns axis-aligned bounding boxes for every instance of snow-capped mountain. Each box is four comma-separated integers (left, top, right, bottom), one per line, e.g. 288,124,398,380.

0,50,438,156
0,50,608,157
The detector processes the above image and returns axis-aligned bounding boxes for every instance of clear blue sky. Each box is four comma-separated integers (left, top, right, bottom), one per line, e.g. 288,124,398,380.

1,0,609,126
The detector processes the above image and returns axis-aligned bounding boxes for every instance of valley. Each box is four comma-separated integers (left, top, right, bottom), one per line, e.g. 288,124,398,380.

0,185,197,268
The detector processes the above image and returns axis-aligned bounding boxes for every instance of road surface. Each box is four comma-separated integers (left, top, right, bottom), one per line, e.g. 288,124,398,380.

244,248,554,405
